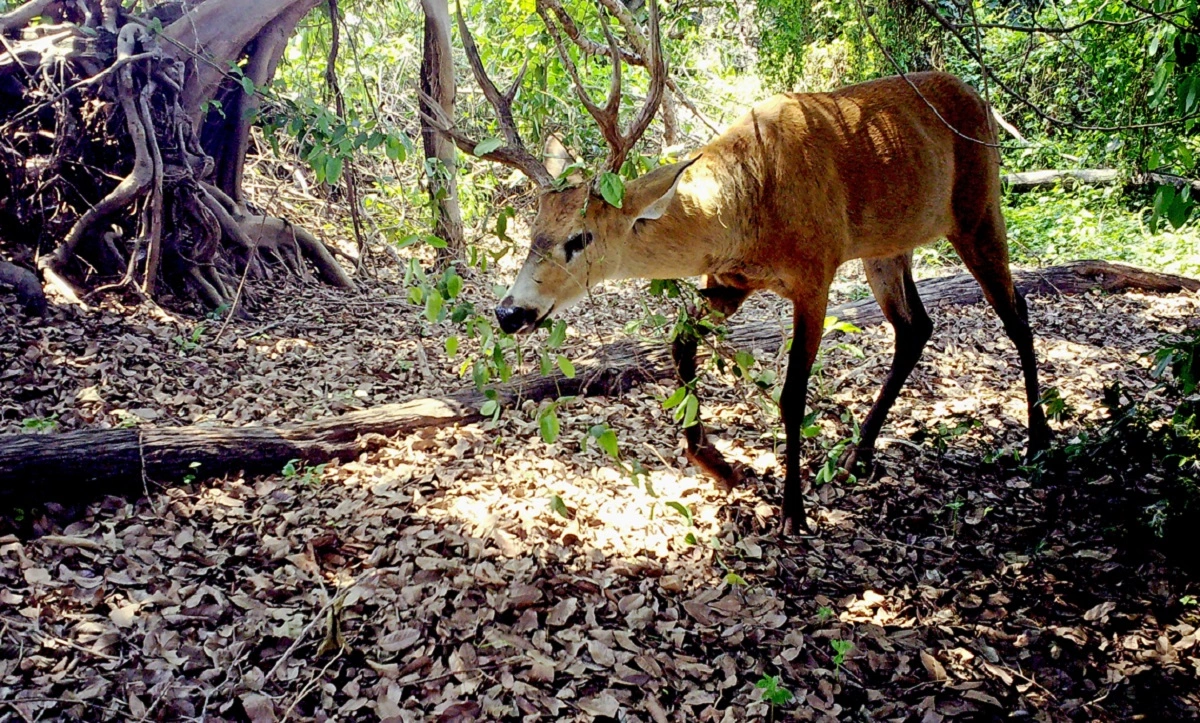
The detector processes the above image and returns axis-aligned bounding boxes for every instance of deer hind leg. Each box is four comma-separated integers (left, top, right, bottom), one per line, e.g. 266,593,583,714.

948,206,1051,457
841,253,934,476
670,282,752,490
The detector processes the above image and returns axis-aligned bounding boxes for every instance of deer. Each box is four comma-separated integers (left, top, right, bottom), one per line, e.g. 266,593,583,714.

427,0,1051,534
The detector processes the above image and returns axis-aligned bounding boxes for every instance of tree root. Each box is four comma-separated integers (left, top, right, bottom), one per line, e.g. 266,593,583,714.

0,259,46,315
3,0,354,312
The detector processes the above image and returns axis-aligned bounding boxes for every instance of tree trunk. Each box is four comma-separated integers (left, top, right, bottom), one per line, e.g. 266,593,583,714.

2,261,1194,505
1003,168,1200,193
0,0,351,312
420,0,465,261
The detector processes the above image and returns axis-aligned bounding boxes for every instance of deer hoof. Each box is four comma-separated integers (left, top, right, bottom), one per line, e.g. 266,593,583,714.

686,444,746,491
781,510,812,537
838,445,876,479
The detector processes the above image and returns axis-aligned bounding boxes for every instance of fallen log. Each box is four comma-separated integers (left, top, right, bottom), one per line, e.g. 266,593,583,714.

1003,168,1200,193
1,260,1196,506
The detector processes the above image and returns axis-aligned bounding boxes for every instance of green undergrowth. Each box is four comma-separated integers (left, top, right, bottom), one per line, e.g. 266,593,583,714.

915,185,1200,276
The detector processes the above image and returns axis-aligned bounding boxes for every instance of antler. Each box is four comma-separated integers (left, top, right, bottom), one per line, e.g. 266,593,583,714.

420,0,553,187
536,0,666,175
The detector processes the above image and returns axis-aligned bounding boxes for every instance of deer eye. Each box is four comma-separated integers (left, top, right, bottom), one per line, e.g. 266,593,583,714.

563,231,593,263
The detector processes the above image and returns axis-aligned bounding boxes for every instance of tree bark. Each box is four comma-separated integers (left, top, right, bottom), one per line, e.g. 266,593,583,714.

2,261,1195,506
419,0,465,259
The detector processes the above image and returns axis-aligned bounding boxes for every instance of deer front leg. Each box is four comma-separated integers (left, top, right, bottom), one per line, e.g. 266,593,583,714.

780,297,827,535
671,330,744,490
668,281,752,490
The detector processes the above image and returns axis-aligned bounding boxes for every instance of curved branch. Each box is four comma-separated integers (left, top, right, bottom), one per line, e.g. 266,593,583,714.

0,0,59,35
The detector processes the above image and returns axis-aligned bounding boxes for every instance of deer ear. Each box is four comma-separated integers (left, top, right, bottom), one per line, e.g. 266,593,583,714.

630,157,699,223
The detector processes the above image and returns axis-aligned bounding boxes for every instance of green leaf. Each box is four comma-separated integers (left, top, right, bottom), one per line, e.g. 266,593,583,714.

240,76,256,95
550,494,572,519
325,154,344,185
444,335,459,356
446,273,463,299
724,572,748,586
735,350,756,371
597,429,620,459
547,320,568,348
480,399,499,417
474,138,504,155
539,407,561,443
385,136,407,162
424,235,448,249
681,393,699,428
556,355,576,378
803,424,822,438
598,171,625,208
663,387,687,410
665,501,694,526
425,291,443,322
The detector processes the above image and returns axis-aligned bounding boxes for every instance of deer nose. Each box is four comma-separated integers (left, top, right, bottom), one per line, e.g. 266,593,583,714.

495,302,536,334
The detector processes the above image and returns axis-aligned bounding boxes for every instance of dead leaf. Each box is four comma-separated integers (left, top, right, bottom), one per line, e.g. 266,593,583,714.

920,650,948,682
240,693,277,723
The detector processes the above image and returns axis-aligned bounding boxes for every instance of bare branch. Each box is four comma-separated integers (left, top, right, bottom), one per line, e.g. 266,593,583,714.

0,0,59,35
419,89,554,187
953,16,1150,33
540,0,641,64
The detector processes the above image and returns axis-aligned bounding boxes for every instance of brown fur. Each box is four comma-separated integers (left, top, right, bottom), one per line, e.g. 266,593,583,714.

502,72,1050,533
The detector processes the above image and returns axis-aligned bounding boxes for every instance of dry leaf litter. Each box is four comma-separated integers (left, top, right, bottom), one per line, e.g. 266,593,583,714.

1,248,1198,721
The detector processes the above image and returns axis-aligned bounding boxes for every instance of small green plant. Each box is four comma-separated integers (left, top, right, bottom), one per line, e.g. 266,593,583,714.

536,401,562,444
21,415,58,432
549,494,574,520
1180,594,1197,606
173,324,206,353
724,571,748,587
817,605,835,621
1040,386,1073,423
282,458,327,485
945,496,966,525
182,461,201,485
830,639,853,679
915,414,981,455
1153,327,1200,398
754,674,794,721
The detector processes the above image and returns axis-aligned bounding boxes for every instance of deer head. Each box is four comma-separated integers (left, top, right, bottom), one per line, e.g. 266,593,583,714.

497,0,669,333
429,0,669,334
495,158,694,333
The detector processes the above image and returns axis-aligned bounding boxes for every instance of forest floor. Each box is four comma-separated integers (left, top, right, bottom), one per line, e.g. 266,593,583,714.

1,235,1199,721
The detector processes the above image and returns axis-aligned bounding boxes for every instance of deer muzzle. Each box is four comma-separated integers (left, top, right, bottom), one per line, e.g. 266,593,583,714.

495,298,539,334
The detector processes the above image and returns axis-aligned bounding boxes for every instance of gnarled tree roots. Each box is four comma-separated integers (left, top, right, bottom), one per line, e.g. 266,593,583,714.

0,0,350,312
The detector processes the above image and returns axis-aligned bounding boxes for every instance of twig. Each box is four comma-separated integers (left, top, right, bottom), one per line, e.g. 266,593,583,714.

1,616,121,662
212,247,258,345
853,0,1002,148
35,535,104,551
262,570,378,685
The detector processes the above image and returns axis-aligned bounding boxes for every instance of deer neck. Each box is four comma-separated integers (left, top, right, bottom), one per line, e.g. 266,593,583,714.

609,163,745,282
